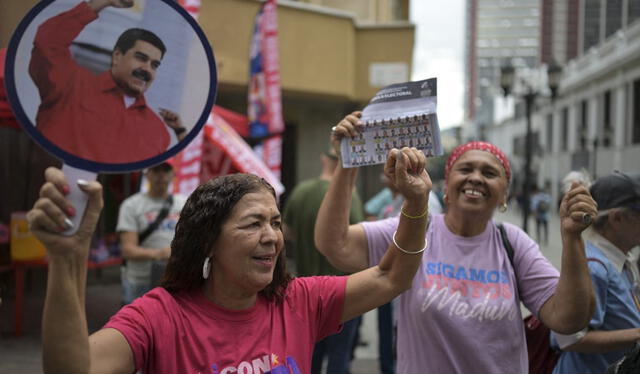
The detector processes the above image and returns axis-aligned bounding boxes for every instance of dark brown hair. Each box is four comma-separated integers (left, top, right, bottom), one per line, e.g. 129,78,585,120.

161,173,291,301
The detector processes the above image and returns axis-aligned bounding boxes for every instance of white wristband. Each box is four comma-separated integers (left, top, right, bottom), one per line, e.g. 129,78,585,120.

554,327,588,349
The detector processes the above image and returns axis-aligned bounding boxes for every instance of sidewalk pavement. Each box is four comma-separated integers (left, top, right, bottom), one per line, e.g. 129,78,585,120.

0,207,562,374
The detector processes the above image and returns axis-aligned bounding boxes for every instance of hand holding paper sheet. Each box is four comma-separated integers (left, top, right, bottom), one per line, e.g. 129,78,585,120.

340,78,443,168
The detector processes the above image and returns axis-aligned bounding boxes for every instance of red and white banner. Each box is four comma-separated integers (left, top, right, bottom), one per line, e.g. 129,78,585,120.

261,0,284,135
171,1,284,197
172,0,203,195
248,0,283,179
0,48,20,130
177,0,201,20
172,106,284,197
204,112,284,196
171,129,204,195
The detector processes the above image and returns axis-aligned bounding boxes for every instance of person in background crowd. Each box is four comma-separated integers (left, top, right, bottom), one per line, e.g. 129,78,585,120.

552,172,640,374
363,173,401,374
283,148,364,374
117,161,186,304
29,149,430,373
364,174,397,221
531,184,552,246
364,172,443,374
316,111,597,373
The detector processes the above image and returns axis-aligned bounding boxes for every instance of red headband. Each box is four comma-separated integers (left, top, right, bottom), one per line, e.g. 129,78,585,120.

444,141,511,182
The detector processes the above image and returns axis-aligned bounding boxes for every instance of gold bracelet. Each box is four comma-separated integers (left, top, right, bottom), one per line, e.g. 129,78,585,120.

392,230,427,254
400,205,428,219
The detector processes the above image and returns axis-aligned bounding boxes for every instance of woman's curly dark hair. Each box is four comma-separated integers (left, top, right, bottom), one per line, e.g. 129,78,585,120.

161,173,292,301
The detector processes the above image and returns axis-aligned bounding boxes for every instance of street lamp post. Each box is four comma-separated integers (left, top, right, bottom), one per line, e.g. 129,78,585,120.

500,63,561,234
592,138,599,179
522,90,536,233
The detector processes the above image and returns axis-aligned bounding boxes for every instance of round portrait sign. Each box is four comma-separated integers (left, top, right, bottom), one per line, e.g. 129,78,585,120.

4,0,217,173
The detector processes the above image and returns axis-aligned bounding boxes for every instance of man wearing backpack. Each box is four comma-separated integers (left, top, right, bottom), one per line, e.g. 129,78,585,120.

551,172,640,374
531,184,552,245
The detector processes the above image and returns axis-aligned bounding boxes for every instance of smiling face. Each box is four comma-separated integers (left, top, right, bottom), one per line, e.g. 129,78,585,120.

445,150,509,215
210,189,284,299
111,40,162,96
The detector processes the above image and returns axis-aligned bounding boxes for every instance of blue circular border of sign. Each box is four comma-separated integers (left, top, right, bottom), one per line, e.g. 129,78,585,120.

4,0,217,173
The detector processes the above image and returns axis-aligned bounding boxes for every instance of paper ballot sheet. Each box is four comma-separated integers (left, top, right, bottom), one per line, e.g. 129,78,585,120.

340,78,443,168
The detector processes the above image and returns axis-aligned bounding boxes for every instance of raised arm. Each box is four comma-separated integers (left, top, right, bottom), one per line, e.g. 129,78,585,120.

341,147,431,322
28,168,134,374
158,108,188,142
315,111,369,272
29,0,135,104
538,182,597,334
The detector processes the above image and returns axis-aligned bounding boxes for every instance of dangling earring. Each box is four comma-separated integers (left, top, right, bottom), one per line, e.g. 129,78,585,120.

202,257,211,279
443,194,448,204
498,202,508,213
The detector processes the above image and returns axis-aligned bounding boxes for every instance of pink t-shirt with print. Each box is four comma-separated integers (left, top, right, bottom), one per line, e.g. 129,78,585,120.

104,276,347,374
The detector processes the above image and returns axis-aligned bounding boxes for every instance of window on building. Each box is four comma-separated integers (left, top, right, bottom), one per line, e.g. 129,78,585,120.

561,107,569,151
629,0,640,25
584,0,601,51
634,80,640,144
606,0,623,38
580,100,588,150
546,113,553,152
602,90,613,147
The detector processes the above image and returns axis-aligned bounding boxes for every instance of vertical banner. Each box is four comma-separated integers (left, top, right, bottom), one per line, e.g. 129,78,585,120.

179,0,202,20
1,48,21,130
248,0,283,179
172,0,203,195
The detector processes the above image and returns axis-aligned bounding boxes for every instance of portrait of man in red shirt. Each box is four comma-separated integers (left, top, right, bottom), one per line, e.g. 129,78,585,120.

28,0,188,164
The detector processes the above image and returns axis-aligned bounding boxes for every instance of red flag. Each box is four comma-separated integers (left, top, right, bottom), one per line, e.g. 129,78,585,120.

0,48,21,130
177,0,201,19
